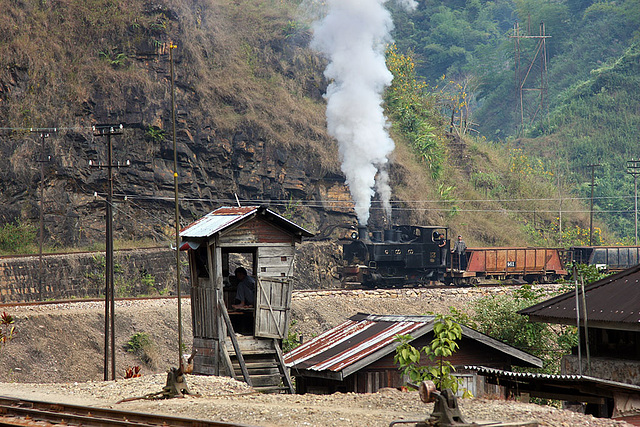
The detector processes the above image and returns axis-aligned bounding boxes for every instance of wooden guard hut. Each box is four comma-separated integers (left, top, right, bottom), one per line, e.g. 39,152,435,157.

180,206,313,393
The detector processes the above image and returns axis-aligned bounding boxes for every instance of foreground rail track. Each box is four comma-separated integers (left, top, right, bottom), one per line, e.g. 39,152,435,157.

0,396,254,427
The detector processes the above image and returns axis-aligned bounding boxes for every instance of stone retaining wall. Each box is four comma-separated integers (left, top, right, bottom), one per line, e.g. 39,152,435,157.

0,248,188,303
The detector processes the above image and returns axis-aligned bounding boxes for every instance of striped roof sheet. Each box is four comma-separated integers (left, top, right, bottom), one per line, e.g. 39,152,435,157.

284,314,432,373
519,264,640,325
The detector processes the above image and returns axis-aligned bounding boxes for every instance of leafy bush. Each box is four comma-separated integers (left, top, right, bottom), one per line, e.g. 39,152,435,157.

394,314,471,396
283,320,302,353
471,286,577,373
126,332,152,353
385,45,444,179
0,220,36,255
125,332,158,368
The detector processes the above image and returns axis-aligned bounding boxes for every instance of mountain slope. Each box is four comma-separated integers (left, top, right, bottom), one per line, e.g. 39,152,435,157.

0,0,601,251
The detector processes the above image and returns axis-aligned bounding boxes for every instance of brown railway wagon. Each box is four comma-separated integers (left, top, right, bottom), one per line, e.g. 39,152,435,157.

463,247,567,283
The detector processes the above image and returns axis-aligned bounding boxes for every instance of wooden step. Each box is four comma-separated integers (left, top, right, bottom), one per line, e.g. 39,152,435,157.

246,374,286,387
233,367,279,377
228,348,276,356
232,361,278,370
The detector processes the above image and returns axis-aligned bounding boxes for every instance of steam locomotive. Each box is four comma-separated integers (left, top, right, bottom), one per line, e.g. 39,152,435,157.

341,224,640,287
342,224,450,286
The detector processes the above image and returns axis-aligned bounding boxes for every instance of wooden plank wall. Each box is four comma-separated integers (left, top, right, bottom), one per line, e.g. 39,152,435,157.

258,246,295,277
255,245,294,339
220,217,294,245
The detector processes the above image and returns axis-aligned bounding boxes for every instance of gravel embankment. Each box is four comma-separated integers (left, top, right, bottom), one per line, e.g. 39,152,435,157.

0,374,631,426
0,286,634,426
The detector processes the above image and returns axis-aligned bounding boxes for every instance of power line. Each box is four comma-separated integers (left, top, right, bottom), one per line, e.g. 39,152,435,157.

90,192,640,205
84,191,639,216
0,126,92,132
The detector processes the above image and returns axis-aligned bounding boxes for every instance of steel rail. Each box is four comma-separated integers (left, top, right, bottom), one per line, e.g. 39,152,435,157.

0,246,166,261
0,295,189,308
0,282,555,308
0,396,256,427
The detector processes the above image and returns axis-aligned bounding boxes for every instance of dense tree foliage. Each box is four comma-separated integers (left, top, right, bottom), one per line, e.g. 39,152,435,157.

388,0,640,239
468,286,577,374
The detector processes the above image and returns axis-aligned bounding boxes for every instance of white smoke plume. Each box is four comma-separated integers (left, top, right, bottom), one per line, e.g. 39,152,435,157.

309,0,416,225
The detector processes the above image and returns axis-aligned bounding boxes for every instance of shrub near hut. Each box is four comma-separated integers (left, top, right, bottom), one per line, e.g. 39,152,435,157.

394,314,472,397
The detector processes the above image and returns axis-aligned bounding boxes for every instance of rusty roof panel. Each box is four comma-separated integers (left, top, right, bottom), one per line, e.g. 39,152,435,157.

284,314,432,372
180,206,258,238
285,313,543,374
520,264,640,325
180,206,313,240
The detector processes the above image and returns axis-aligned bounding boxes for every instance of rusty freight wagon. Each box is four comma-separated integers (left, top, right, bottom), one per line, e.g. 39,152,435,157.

179,206,313,393
451,247,567,284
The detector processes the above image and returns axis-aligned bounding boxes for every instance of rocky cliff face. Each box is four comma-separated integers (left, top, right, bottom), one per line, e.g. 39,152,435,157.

0,0,358,248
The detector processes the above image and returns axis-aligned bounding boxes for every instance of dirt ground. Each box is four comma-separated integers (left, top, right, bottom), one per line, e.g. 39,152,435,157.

0,287,633,426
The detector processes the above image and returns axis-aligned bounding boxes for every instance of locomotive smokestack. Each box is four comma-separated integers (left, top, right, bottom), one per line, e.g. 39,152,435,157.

357,224,371,243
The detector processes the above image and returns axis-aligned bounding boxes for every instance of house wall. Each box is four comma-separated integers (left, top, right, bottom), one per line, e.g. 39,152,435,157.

219,217,294,245
562,355,640,386
366,336,515,371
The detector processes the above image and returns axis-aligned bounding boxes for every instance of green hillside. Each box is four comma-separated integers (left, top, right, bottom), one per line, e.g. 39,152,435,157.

524,43,640,240
388,0,640,241
0,0,632,253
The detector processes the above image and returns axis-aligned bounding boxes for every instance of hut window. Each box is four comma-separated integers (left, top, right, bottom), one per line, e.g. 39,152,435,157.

281,273,286,277
195,246,209,278
261,267,267,272
281,256,287,262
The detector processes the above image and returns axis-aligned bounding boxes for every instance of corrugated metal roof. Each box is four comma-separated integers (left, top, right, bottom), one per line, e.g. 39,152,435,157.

179,205,313,239
284,313,542,376
519,264,640,326
466,365,640,393
180,206,258,239
284,316,427,373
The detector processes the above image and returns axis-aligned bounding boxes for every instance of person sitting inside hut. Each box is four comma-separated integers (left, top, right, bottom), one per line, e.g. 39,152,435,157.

232,266,256,310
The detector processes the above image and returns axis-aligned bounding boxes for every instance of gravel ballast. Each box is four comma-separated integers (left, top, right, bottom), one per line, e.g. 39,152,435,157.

0,288,634,426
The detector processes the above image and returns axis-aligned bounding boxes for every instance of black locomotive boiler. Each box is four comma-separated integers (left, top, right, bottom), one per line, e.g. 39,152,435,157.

341,224,449,287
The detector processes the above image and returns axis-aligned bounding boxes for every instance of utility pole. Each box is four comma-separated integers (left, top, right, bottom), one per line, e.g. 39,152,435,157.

587,163,600,246
169,42,185,372
31,130,51,296
510,21,550,136
91,124,126,381
627,160,640,245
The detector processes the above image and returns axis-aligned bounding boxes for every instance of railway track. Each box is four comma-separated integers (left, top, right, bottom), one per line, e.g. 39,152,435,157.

0,282,558,308
0,247,167,261
0,396,255,427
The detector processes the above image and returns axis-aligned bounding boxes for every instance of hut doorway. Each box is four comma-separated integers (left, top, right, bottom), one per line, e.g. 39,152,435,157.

223,249,257,336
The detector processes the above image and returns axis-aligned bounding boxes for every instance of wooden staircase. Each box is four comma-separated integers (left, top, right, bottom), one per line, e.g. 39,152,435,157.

220,301,294,394
226,337,294,393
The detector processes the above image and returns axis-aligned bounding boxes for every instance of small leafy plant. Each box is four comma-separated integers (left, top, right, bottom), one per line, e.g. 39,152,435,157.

126,332,152,353
125,332,158,368
0,312,16,354
394,314,471,396
283,320,303,353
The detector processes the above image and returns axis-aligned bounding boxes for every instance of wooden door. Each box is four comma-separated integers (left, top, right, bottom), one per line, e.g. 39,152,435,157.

254,276,292,339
